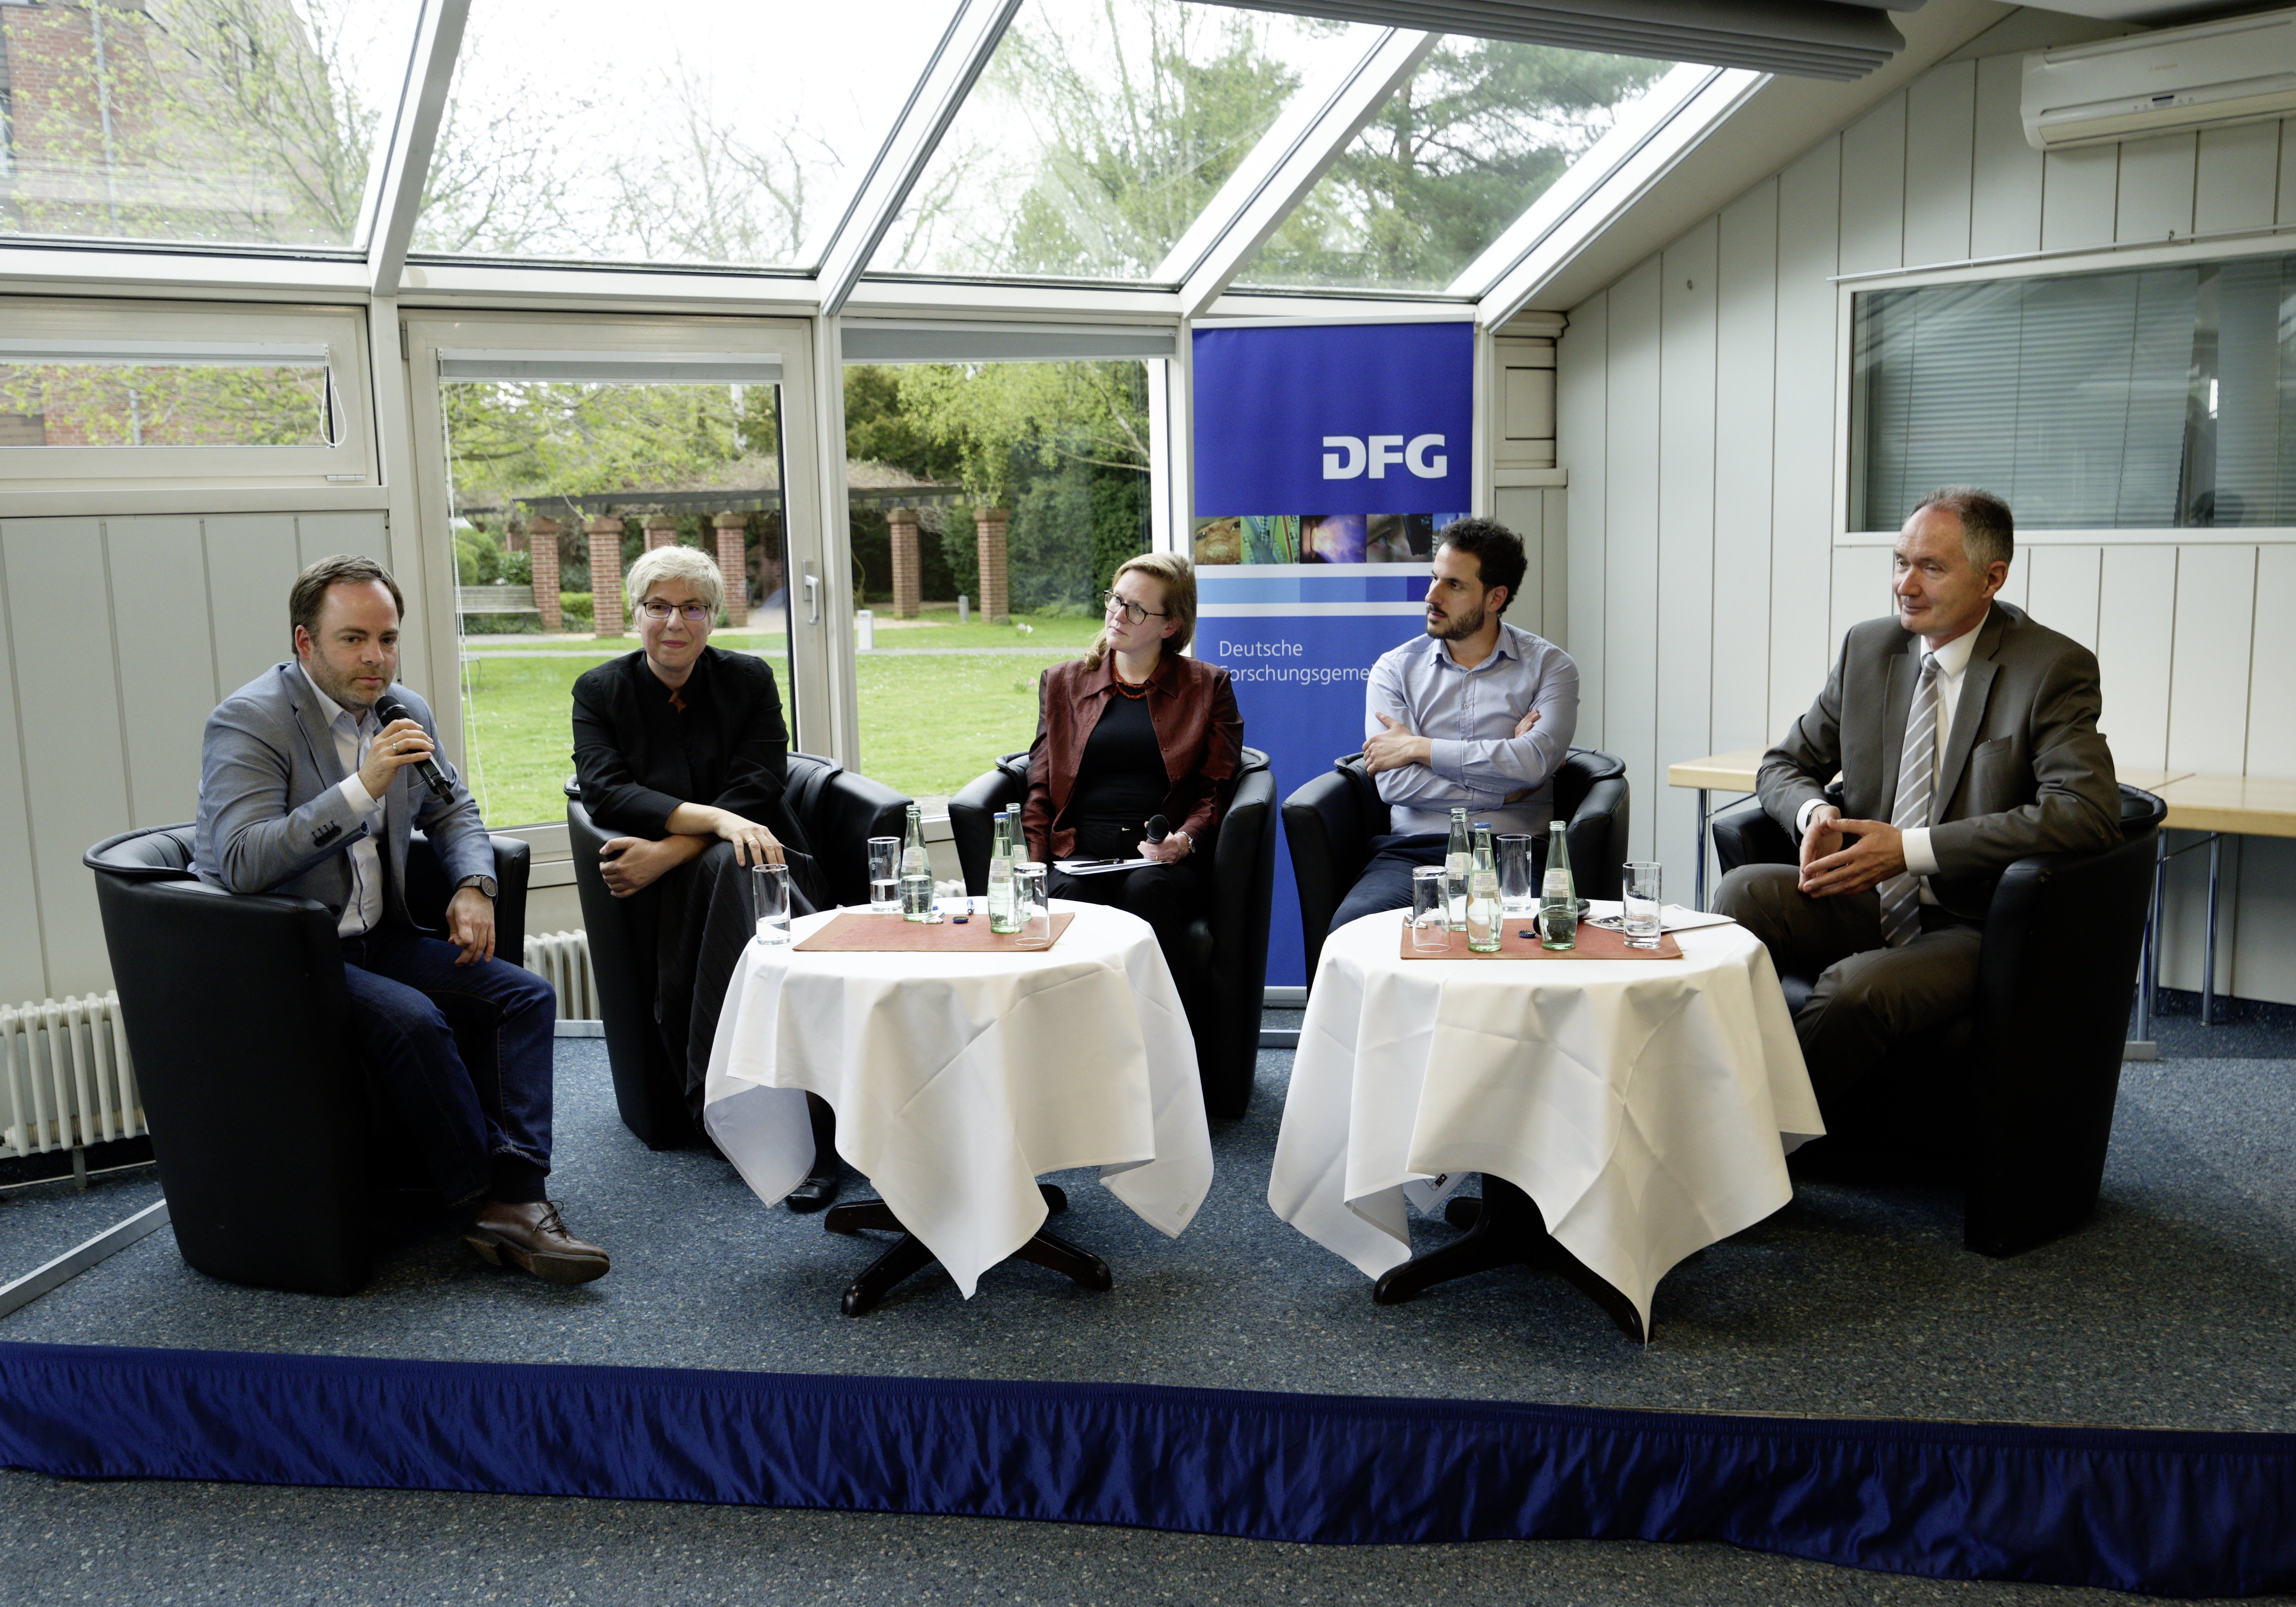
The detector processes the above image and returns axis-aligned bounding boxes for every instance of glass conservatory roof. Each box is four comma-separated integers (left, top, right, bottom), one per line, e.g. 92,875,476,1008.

407,0,960,270
0,0,423,253
1232,38,1672,296
864,0,1381,283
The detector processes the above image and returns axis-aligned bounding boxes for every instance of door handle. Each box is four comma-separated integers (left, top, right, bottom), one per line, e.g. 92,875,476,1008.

802,563,821,626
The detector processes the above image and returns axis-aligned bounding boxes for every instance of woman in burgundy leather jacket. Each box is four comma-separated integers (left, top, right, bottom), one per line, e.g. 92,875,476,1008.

1022,553,1244,997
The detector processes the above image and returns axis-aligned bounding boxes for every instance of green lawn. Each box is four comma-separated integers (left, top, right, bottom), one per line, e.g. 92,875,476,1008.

459,642,1083,829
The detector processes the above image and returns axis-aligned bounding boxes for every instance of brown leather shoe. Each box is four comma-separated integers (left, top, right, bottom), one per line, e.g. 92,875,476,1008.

464,1200,610,1284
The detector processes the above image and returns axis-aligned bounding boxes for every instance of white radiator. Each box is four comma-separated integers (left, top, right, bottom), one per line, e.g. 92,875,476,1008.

524,930,601,1022
0,993,145,1159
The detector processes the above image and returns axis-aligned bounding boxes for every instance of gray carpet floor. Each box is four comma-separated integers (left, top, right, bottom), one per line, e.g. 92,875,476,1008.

1,1004,2289,1604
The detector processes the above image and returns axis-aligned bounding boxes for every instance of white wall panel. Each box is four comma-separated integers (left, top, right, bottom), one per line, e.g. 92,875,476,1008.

296,511,391,571
1769,139,1842,740
206,514,303,697
2095,545,2177,770
2041,145,2119,251
2194,123,2280,234
1561,292,1609,730
2231,838,2296,1001
2165,545,2256,777
2248,546,2296,777
1995,551,2029,611
107,517,219,829
1830,545,1892,648
0,527,49,1004
1605,258,1665,862
1903,61,1975,267
2,519,134,1000
1713,180,1779,755
1971,54,2043,259
2114,134,2196,243
1493,487,1545,638
1839,94,1907,276
1542,488,1569,638
2281,122,2296,224
1657,220,1720,874
2024,545,2101,652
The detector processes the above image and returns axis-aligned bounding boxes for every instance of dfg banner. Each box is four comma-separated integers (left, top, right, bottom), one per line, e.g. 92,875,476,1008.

1189,321,1474,987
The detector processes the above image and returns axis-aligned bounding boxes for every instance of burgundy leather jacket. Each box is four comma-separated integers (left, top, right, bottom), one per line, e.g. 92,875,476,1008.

1022,653,1244,864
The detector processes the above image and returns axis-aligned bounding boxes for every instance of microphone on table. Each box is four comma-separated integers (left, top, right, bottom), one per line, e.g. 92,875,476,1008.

1144,815,1170,845
373,693,456,801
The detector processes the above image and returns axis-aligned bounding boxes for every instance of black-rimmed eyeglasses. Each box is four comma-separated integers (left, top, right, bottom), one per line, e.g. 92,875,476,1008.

639,600,714,624
1099,589,1168,627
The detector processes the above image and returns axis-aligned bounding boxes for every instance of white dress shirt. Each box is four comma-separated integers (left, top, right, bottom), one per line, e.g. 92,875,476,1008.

1797,615,1985,899
1364,621,1581,837
301,666,389,937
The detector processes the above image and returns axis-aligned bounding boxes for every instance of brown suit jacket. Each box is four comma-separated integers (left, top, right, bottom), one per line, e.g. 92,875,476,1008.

1024,653,1244,864
1758,603,2121,921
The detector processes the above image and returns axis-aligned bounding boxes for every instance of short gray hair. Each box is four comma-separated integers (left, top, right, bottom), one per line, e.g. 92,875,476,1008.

1911,486,2014,574
625,544,723,616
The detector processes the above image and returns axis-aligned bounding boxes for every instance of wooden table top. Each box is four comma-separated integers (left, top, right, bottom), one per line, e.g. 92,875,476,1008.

2153,773,2296,838
1666,747,1767,791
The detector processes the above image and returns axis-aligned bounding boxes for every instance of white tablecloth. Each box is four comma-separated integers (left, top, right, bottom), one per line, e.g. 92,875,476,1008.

703,901,1214,1297
1267,907,1823,1334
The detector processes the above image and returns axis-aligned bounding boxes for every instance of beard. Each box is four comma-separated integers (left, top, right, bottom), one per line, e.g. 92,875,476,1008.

1425,599,1486,642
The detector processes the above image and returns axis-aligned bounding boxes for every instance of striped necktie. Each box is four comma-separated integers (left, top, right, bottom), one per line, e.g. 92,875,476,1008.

1877,651,1941,949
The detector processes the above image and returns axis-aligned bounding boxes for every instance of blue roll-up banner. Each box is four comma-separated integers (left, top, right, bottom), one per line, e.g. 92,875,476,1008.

1190,321,1475,987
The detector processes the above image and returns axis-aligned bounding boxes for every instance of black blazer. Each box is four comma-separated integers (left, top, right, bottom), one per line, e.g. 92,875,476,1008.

571,648,811,861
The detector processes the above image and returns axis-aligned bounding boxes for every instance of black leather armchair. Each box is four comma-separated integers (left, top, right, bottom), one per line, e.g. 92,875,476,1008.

567,752,911,1150
84,824,532,1296
1282,748,1631,983
1711,783,2167,1256
947,747,1280,1120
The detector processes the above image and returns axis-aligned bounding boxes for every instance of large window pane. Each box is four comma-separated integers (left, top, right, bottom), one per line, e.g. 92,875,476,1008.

1232,40,1669,295
869,0,1376,281
1,0,420,249
443,379,792,829
0,355,331,448
409,0,954,269
843,360,1149,806
1851,254,2296,531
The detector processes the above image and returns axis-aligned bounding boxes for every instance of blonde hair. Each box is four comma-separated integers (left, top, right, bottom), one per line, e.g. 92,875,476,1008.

1085,551,1196,671
625,543,724,616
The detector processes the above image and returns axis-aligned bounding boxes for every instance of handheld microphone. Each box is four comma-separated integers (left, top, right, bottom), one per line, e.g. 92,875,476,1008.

1144,814,1170,844
373,693,455,801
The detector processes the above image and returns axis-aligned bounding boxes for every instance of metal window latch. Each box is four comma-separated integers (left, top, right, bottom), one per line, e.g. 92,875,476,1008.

803,563,821,626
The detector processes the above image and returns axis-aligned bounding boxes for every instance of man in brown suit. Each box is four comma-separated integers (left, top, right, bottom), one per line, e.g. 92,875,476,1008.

1716,487,2121,1106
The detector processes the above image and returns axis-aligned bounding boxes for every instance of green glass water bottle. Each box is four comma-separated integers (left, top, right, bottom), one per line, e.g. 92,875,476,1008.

1539,819,1577,951
899,804,934,921
987,808,1019,934
1467,822,1502,953
1445,806,1471,932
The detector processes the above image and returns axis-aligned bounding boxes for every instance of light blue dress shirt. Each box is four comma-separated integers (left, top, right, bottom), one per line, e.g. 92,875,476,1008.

1364,621,1581,838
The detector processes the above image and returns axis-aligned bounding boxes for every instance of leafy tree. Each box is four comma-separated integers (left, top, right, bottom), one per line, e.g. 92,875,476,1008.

441,381,777,508
1249,40,1669,291
844,366,964,483
894,360,1147,507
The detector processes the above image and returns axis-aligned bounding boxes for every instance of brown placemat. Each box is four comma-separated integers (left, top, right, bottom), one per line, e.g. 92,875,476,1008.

1398,920,1682,961
794,910,1076,953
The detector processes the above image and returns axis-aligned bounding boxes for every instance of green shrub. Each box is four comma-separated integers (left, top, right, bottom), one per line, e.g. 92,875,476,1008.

559,591,594,628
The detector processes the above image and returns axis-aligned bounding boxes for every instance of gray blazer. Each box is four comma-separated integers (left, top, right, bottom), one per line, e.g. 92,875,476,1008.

194,662,493,929
1758,603,2122,922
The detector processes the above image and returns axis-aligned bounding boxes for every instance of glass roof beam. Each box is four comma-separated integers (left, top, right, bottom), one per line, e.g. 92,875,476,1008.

369,0,471,297
813,0,1025,316
1176,28,1437,320
1474,65,1766,327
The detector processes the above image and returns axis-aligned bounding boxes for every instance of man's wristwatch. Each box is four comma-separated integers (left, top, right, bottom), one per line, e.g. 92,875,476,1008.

457,874,499,900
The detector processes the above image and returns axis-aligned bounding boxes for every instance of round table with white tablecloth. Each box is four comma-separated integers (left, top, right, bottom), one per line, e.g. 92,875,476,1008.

1266,905,1823,1339
703,901,1213,1308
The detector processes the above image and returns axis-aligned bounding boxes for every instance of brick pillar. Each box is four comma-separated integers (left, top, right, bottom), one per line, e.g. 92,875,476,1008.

888,506,922,620
587,515,626,636
974,507,1010,625
713,512,749,627
643,513,677,551
527,515,563,633
504,518,527,555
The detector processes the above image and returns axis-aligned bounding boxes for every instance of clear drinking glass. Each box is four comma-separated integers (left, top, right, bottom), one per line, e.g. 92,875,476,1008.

1497,834,1537,915
1013,863,1053,948
867,836,900,913
1410,864,1453,952
1622,860,1662,950
752,862,791,945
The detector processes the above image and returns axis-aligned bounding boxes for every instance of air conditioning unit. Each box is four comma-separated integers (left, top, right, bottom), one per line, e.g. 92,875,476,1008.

2022,8,2296,150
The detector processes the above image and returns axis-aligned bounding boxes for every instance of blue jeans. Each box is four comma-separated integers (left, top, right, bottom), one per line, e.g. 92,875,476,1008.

1330,833,1451,931
339,924,556,1210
